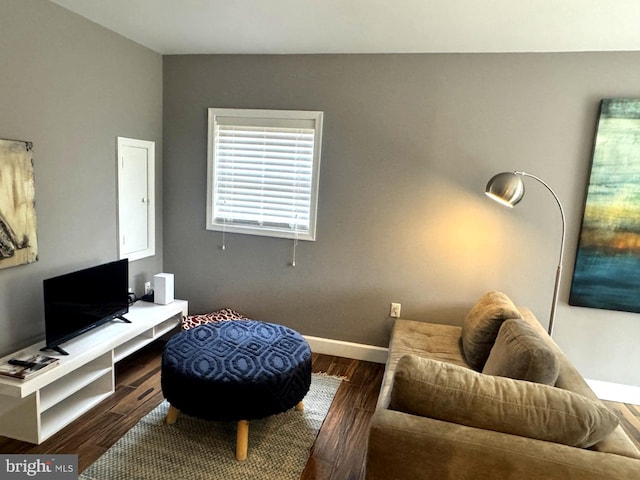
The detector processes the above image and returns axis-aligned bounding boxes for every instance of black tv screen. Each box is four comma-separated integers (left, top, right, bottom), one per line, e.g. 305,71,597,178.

42,259,129,355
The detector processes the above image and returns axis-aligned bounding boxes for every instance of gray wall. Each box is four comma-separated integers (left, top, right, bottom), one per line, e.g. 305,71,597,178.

164,53,640,387
0,1,163,355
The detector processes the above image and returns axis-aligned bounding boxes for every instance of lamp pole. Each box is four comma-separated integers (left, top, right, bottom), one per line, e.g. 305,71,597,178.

514,172,566,336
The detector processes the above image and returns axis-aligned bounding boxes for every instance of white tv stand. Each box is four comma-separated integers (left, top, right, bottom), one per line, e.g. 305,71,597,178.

0,299,188,444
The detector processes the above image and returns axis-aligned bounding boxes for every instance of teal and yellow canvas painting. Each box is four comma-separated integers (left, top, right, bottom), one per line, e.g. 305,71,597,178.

570,99,640,313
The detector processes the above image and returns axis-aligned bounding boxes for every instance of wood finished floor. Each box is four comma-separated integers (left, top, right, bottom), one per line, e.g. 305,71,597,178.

603,400,640,451
0,342,385,479
0,341,638,479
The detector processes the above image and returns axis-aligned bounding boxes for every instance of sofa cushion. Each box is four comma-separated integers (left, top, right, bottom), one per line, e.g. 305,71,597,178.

389,354,619,448
483,318,560,385
460,291,522,370
376,320,466,409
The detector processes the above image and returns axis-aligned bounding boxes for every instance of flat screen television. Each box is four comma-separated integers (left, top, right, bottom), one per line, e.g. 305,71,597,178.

42,259,130,355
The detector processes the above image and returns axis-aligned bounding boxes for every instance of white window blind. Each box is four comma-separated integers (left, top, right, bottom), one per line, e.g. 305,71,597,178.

207,108,323,241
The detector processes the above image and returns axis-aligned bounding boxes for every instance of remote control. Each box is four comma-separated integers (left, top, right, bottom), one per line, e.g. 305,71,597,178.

8,359,38,368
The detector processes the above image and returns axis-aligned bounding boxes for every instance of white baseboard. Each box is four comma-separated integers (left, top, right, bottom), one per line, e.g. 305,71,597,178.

304,336,388,364
586,378,640,405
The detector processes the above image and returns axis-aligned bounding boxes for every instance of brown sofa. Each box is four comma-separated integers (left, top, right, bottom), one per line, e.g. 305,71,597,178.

365,292,640,479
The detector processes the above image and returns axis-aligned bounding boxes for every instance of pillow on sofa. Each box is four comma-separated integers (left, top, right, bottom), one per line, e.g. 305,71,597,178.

389,354,618,448
460,291,522,370
483,318,560,385
181,308,249,330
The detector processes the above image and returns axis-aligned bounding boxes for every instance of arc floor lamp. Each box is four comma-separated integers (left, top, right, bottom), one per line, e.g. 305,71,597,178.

485,171,566,336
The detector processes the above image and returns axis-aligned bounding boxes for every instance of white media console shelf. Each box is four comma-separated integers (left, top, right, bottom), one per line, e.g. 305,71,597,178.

0,299,188,444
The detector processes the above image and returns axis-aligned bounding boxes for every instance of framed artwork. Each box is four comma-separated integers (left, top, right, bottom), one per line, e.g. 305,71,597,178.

569,99,640,313
0,138,38,270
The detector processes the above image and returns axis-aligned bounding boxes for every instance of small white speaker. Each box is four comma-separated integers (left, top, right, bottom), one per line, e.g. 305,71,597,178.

153,273,174,305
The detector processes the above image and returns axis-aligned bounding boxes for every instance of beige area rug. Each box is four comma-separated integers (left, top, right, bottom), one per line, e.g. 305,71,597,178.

79,374,341,480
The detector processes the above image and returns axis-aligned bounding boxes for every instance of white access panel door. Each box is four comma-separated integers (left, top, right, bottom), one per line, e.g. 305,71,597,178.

117,137,155,261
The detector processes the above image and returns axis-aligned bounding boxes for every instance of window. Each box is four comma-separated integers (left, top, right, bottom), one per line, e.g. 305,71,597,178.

207,108,323,241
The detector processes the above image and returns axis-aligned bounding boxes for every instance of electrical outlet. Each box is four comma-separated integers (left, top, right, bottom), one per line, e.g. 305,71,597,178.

144,281,151,294
390,303,401,318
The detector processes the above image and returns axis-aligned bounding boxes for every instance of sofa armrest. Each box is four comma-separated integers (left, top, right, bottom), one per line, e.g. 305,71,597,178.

365,409,640,480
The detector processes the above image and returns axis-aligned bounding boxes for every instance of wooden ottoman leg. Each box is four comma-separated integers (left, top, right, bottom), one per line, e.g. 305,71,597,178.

165,404,179,424
295,401,304,411
236,420,249,461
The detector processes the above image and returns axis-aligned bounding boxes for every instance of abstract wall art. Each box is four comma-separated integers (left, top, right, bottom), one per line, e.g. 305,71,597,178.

570,99,640,313
0,138,38,270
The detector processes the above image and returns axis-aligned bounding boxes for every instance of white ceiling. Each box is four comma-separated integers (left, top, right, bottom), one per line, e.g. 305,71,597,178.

49,0,640,55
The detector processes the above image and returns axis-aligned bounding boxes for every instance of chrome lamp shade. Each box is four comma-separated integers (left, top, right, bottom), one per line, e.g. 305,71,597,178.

485,172,525,207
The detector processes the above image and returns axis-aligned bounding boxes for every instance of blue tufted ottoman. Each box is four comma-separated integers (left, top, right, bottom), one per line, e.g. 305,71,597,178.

161,320,312,460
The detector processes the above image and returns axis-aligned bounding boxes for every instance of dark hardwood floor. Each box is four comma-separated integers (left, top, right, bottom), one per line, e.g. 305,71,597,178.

301,354,384,480
0,341,638,479
603,400,640,451
0,342,385,479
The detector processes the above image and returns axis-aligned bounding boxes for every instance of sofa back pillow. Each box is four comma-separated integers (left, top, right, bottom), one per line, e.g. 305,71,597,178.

461,291,522,370
389,354,618,448
483,318,560,385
